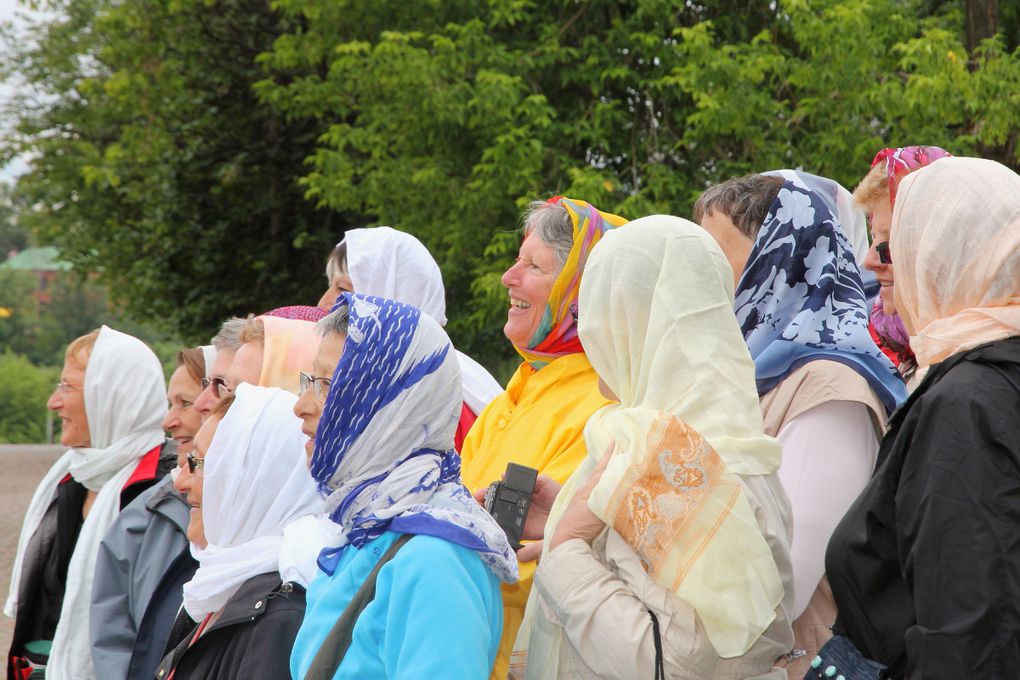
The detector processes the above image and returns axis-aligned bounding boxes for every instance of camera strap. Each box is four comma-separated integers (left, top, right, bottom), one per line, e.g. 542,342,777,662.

303,533,414,680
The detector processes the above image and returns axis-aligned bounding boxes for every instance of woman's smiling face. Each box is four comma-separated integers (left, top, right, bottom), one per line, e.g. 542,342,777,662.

500,234,561,347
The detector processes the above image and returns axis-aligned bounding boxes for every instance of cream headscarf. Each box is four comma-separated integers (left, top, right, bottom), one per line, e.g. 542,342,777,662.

521,216,785,669
891,156,1020,368
258,316,321,395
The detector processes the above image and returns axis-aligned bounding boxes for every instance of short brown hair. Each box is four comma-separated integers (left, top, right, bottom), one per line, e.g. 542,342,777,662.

238,314,264,345
65,329,101,370
693,174,784,239
176,347,206,385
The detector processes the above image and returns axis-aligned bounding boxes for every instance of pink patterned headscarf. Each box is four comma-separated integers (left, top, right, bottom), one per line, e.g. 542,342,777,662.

870,146,952,203
262,305,327,323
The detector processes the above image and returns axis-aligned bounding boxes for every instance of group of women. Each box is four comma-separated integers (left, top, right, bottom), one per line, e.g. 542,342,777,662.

4,149,1020,680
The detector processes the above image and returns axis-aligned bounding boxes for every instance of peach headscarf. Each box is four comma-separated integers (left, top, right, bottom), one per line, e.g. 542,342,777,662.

891,157,1020,368
259,316,322,395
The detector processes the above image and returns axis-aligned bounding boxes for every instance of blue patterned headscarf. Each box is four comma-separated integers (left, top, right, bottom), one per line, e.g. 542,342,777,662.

735,181,907,414
309,293,517,583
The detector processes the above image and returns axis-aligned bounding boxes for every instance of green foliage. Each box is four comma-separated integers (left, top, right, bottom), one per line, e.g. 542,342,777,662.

2,0,350,345
5,0,1020,371
0,351,59,443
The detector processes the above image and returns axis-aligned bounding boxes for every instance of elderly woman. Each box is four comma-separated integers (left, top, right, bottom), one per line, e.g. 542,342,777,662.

5,327,174,680
852,146,952,387
90,347,213,680
316,226,502,448
694,174,906,673
457,197,626,678
516,215,794,678
223,311,323,397
289,294,517,679
156,385,322,679
819,157,1020,679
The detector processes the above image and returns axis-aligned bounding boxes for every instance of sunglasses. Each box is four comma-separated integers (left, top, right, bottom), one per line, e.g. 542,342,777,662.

874,241,892,265
186,453,205,473
200,376,232,399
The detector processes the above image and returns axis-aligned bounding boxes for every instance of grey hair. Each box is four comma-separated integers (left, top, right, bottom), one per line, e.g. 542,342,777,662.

211,317,247,352
324,241,349,281
523,200,573,268
316,305,350,338
692,174,784,239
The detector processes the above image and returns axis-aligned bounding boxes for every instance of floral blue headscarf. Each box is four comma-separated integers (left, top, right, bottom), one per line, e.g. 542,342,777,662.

735,181,907,414
309,293,517,583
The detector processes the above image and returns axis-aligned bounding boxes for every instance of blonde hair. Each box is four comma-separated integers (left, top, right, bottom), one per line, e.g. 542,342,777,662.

852,163,890,211
237,314,265,345
65,329,101,370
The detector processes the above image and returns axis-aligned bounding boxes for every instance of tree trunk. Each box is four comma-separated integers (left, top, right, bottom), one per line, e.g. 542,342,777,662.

965,0,999,53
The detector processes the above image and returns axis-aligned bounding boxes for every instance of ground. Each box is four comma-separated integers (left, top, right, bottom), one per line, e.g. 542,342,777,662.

0,444,64,656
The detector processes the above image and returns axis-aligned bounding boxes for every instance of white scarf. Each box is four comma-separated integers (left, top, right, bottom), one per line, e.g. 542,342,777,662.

343,226,503,412
182,385,323,620
5,326,167,680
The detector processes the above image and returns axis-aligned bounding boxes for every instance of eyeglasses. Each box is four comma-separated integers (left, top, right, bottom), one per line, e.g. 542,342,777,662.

874,241,892,265
299,371,332,401
186,453,205,473
201,376,232,399
55,380,84,393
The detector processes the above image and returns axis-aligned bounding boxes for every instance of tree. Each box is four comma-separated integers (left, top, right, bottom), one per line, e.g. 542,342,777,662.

1,0,351,344
256,0,1020,365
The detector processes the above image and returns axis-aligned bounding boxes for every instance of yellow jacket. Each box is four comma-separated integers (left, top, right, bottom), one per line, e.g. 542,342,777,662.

460,352,612,680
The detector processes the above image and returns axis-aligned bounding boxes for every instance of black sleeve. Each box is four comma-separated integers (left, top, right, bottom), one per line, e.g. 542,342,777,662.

896,373,1020,678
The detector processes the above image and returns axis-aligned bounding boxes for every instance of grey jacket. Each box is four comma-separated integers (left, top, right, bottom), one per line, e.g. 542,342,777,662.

90,472,194,680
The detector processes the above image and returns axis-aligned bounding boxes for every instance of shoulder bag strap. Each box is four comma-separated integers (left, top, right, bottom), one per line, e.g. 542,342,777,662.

303,533,414,680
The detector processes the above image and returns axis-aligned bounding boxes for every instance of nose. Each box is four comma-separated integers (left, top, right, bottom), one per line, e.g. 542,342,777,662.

293,390,314,420
162,407,180,432
317,287,337,312
174,462,193,495
862,243,883,273
501,260,522,289
194,384,217,418
47,388,62,411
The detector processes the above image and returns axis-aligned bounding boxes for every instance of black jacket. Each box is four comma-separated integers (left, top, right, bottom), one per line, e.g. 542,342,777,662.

154,573,305,680
827,337,1020,679
7,442,176,680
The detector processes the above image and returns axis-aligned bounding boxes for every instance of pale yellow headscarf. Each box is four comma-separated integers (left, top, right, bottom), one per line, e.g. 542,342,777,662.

892,157,1020,368
521,216,784,668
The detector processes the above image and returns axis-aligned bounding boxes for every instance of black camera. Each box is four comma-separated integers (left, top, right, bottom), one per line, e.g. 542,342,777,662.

483,463,538,551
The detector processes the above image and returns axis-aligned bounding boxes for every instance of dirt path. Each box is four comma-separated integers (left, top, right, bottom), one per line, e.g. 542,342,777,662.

0,445,65,656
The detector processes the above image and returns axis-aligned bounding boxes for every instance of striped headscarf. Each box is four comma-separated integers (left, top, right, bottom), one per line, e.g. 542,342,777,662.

309,293,518,583
515,197,627,370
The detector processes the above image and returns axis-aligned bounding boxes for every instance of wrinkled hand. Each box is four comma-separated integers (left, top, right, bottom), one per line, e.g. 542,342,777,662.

548,447,613,552
521,475,562,542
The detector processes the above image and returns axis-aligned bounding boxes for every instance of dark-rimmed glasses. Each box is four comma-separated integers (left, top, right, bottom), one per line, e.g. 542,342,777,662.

299,371,332,401
874,241,892,265
201,376,232,399
186,453,205,473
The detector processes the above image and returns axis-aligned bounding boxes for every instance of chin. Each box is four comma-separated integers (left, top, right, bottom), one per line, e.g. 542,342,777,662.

880,288,898,316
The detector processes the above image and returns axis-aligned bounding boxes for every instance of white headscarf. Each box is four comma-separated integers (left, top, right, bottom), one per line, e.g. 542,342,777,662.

341,226,503,413
5,326,166,680
200,345,217,379
183,384,323,620
891,156,1020,367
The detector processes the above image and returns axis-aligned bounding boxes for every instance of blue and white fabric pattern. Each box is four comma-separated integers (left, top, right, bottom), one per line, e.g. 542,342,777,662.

310,293,518,584
735,181,907,414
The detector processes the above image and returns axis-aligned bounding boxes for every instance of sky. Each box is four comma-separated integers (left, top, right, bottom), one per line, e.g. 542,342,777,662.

1,0,47,184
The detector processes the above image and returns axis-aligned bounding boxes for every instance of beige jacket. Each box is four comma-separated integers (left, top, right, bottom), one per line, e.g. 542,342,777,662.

528,472,795,679
762,360,886,678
